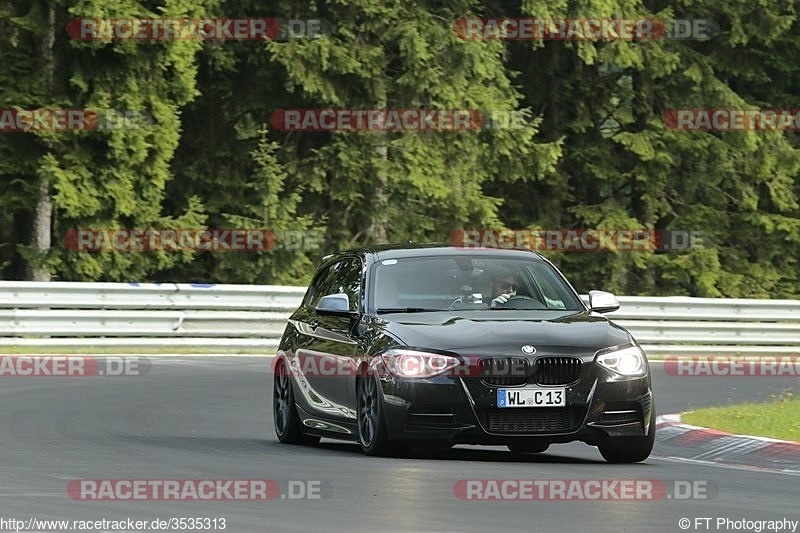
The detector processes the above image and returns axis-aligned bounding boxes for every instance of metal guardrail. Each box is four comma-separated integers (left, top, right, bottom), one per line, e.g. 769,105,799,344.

596,296,800,350
0,282,303,350
0,282,798,355
0,282,305,310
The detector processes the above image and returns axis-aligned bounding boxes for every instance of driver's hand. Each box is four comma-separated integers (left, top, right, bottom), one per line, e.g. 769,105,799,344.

491,293,514,306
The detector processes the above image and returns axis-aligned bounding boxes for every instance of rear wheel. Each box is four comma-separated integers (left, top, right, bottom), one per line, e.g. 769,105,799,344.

273,359,320,446
598,411,655,463
357,371,403,456
508,442,550,454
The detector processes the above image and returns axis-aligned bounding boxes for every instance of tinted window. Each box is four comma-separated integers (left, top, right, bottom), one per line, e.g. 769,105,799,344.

522,264,572,309
303,264,334,308
370,255,582,311
333,258,363,311
305,258,363,311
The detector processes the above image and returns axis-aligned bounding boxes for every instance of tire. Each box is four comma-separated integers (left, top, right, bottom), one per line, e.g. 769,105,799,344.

508,442,550,454
356,370,403,456
598,411,655,464
273,359,320,446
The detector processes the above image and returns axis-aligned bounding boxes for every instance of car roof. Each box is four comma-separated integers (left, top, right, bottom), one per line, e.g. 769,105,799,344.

323,243,546,263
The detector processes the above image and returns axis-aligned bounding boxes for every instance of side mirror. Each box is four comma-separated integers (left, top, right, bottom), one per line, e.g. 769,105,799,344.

315,293,352,316
588,290,620,313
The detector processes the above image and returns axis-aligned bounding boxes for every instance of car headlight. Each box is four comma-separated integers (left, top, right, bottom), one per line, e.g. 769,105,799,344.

596,346,647,377
381,349,461,378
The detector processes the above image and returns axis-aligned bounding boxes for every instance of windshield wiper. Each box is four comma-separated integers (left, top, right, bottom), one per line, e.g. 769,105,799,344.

375,307,443,314
490,306,571,311
490,306,547,311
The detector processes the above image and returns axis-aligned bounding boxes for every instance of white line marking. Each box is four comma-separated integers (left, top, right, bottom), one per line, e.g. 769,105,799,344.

652,455,800,476
658,414,800,445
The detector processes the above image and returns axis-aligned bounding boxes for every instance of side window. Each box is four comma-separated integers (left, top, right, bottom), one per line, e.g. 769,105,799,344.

537,278,568,309
304,258,363,311
526,264,569,309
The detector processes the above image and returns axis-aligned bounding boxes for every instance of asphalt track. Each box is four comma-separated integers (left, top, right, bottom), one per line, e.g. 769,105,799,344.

0,357,798,533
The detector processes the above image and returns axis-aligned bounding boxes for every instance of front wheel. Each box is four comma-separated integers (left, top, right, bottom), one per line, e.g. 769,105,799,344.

273,359,320,446
597,412,655,463
356,371,403,456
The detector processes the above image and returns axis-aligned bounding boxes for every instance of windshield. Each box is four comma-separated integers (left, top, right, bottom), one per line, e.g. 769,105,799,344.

370,255,584,313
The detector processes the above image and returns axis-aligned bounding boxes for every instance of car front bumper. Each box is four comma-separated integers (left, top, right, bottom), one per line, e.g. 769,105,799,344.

379,369,654,446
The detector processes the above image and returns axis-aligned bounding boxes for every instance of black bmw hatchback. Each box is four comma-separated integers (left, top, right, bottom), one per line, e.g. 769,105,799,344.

273,244,655,463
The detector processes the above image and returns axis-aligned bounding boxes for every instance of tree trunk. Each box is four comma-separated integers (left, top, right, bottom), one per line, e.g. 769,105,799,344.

30,180,53,281
367,79,389,244
27,1,56,281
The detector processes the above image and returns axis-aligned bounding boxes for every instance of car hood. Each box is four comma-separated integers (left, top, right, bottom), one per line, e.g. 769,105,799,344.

381,310,633,356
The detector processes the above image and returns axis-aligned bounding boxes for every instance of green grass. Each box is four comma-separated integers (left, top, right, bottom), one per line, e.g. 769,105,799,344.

682,393,800,442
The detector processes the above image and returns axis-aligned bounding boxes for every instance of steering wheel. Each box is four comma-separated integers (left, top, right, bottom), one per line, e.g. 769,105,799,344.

494,294,546,309
446,297,463,310
447,284,481,310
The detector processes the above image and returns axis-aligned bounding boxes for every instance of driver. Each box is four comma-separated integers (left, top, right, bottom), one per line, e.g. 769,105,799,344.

490,276,518,307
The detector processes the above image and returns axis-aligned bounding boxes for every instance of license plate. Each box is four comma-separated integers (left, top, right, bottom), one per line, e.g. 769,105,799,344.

497,387,566,408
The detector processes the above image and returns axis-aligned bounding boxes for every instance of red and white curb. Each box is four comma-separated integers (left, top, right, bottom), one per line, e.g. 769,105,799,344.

656,414,800,474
